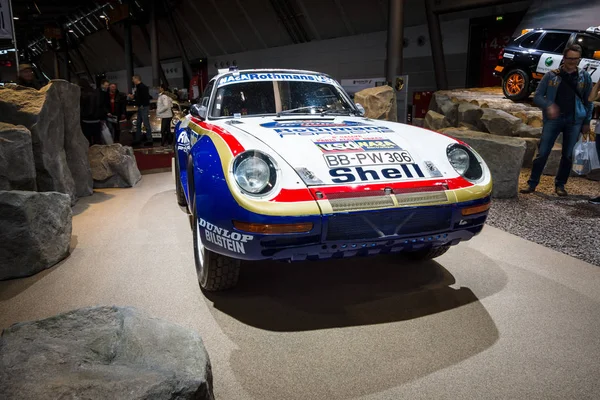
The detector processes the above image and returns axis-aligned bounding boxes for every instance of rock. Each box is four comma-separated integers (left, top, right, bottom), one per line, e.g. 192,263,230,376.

459,122,480,131
52,80,94,199
0,306,215,400
443,130,526,198
543,144,562,176
424,110,450,131
429,93,458,126
522,138,540,168
457,103,483,129
0,123,36,191
438,126,469,134
354,86,397,122
514,123,543,139
412,118,424,128
0,191,72,280
511,110,543,127
0,83,77,204
479,108,522,136
89,144,142,188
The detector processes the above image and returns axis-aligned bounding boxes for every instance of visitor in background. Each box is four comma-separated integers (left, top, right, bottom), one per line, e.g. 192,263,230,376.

588,78,600,205
107,83,127,144
157,84,174,147
521,44,594,197
79,78,105,146
17,64,42,90
128,75,152,147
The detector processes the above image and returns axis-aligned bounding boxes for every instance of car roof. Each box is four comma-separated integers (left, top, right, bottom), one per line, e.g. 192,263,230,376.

211,68,335,82
524,28,600,37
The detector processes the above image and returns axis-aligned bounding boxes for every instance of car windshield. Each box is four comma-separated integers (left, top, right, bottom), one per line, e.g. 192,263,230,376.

210,79,356,118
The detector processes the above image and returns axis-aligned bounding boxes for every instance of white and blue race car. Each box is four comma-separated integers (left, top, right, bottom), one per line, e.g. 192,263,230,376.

174,68,492,291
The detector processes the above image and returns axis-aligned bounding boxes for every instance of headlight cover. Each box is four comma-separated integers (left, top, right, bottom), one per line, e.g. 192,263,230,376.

446,143,483,182
233,151,278,196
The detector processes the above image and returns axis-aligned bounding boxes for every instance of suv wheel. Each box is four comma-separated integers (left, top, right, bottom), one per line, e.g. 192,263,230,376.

502,69,531,101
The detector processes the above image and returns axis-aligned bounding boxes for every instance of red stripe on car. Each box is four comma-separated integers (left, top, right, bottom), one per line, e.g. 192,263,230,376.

189,117,245,156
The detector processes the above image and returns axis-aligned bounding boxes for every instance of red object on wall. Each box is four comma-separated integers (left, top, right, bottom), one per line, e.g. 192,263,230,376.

413,91,434,118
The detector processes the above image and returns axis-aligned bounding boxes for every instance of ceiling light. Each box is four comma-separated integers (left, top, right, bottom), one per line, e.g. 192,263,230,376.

13,17,19,20
99,15,106,19
69,29,74,33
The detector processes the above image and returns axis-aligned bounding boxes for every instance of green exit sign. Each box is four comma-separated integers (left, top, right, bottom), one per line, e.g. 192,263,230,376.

496,16,504,21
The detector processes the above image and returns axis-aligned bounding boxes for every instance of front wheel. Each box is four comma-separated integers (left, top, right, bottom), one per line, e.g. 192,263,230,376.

502,69,531,101
192,203,240,291
405,245,451,261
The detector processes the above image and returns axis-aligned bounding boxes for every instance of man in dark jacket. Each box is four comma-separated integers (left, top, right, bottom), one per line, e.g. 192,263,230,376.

79,79,106,146
129,75,153,146
107,83,127,143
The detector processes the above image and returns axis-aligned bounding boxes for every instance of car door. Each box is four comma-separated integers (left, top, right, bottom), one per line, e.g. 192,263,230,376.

533,31,574,74
574,33,600,83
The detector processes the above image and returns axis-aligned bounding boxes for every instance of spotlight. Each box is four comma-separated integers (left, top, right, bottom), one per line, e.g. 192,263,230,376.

99,15,106,19
13,17,19,20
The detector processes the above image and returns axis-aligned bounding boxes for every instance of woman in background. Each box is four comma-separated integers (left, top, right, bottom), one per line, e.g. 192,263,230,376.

156,84,174,147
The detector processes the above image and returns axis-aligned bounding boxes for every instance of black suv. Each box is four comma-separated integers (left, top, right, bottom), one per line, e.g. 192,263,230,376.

494,27,600,101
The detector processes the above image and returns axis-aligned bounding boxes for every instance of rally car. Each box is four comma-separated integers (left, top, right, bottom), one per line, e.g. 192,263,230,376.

494,27,600,101
174,68,492,291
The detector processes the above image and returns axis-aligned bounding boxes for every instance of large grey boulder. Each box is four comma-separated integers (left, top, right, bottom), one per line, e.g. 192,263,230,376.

522,138,540,168
0,123,36,191
429,93,459,126
543,144,563,176
514,123,543,139
457,103,483,129
511,110,543,127
0,306,215,400
354,86,397,121
424,110,450,131
0,191,72,280
89,144,142,188
52,80,94,199
443,129,526,198
479,108,522,136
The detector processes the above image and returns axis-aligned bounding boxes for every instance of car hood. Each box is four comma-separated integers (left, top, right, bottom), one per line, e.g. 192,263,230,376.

220,116,459,186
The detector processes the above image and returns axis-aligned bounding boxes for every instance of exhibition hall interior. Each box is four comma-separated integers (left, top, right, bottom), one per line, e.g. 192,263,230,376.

1,0,600,398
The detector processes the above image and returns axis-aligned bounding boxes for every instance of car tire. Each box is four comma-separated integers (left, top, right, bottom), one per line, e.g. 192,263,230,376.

174,142,187,207
191,191,240,292
502,69,531,101
405,245,451,261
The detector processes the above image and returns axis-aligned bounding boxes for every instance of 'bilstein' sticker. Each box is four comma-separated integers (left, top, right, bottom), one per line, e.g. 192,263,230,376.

199,219,253,254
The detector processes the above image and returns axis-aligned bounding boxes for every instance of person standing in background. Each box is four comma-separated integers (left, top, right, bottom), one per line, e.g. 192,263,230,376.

107,83,127,144
157,84,174,147
588,78,600,205
17,64,42,90
128,75,153,146
521,44,594,197
79,78,106,146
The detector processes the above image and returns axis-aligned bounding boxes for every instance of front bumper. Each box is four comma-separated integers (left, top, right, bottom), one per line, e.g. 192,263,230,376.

203,197,490,261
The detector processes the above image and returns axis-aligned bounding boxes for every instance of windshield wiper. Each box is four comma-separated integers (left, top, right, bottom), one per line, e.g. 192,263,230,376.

319,108,355,116
277,106,326,117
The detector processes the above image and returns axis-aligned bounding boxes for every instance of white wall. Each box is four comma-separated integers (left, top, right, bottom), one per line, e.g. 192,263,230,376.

207,19,470,99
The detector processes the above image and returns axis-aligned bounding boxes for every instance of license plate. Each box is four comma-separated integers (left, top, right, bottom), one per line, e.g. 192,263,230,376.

323,151,414,168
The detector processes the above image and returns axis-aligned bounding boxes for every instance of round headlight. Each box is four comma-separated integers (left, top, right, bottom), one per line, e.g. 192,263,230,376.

447,143,484,182
233,151,278,195
448,147,470,175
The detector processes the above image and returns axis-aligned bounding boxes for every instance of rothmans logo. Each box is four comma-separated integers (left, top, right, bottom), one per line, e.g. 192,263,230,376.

545,57,554,67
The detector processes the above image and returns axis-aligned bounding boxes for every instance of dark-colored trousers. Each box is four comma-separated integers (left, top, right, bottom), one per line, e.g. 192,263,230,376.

528,116,582,188
109,122,121,143
81,121,102,147
161,117,173,146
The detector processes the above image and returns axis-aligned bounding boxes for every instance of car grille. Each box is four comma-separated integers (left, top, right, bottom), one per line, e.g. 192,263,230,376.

326,206,453,241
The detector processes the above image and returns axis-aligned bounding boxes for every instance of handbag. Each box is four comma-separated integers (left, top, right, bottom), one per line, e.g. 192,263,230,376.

100,121,114,145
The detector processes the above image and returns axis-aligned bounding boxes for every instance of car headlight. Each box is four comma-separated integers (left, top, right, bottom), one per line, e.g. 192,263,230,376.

447,143,483,182
233,151,278,195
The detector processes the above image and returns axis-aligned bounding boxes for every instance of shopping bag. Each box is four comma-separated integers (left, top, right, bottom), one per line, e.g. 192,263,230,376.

100,121,114,145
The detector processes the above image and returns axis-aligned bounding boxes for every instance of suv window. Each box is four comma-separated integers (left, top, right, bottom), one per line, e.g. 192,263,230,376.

520,32,542,48
574,34,600,59
537,32,571,53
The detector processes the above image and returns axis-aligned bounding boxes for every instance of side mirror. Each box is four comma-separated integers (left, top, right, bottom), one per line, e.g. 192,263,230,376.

190,103,207,120
355,103,366,116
